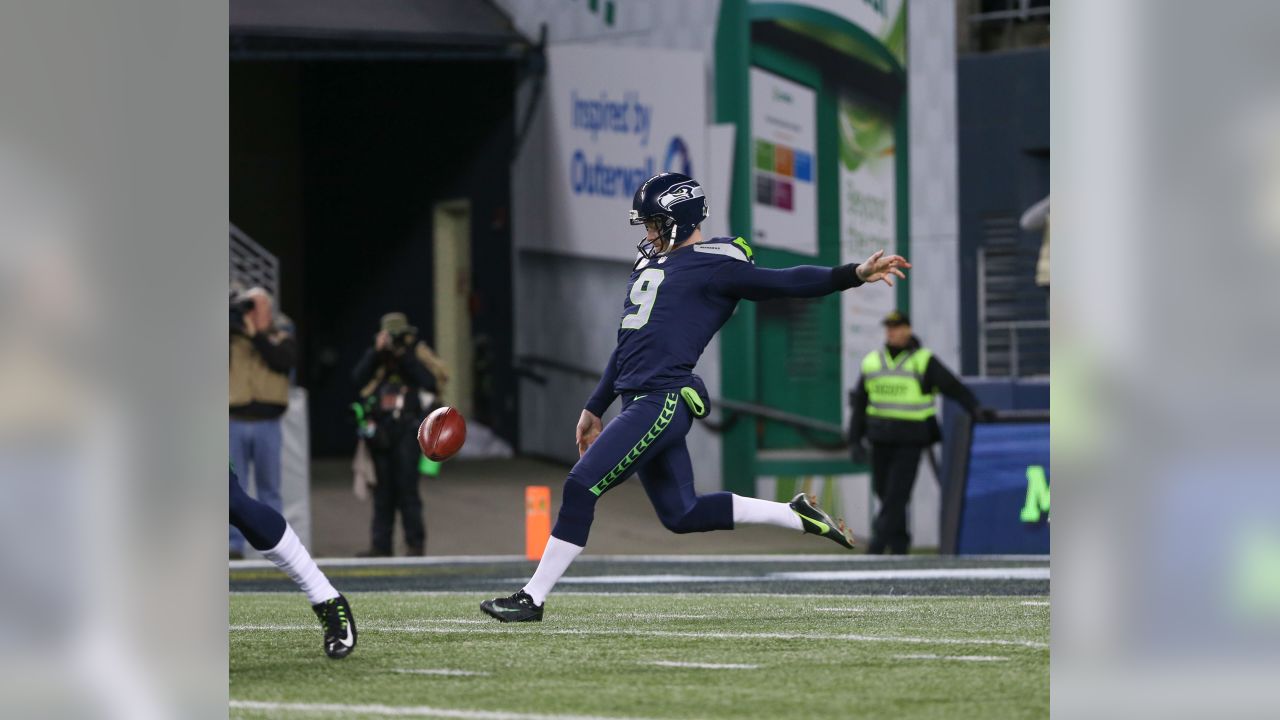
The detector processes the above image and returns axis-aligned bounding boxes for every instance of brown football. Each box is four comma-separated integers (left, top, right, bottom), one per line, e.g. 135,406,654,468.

418,406,466,461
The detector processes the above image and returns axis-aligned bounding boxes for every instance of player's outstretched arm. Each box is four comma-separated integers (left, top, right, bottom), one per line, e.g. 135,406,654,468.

709,251,908,302
855,249,911,287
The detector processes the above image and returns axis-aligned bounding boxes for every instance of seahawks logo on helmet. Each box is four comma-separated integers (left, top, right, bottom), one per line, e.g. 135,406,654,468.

656,182,704,210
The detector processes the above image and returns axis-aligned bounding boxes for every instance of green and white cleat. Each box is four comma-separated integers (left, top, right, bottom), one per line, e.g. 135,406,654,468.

789,493,855,549
480,590,544,622
312,594,357,659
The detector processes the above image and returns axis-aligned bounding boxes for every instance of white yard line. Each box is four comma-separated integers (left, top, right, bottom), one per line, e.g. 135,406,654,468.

229,700,656,720
612,613,713,620
813,607,907,613
229,624,1048,650
392,669,491,677
644,661,759,669
1020,601,1050,606
894,654,1009,662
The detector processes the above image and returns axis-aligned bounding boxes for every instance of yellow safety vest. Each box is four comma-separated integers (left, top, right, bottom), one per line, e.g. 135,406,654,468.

862,348,936,422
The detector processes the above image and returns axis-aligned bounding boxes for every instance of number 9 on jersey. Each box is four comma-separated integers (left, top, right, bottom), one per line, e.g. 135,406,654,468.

622,268,665,330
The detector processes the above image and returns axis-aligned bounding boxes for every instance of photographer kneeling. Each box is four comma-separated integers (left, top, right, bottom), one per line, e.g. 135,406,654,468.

352,312,438,557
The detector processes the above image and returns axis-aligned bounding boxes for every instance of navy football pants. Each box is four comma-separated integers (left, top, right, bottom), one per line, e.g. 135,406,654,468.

552,392,734,547
229,467,286,551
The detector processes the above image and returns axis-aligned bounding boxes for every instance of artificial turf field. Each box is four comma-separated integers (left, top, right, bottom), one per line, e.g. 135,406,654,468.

230,557,1049,719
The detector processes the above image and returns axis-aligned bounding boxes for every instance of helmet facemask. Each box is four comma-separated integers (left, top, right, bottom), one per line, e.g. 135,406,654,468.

631,212,677,259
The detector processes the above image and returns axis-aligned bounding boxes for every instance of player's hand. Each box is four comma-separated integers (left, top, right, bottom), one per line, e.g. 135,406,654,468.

576,410,603,457
243,314,257,337
856,249,911,287
375,330,392,351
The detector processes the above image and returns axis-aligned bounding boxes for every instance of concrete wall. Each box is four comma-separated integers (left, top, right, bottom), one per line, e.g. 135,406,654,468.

906,0,961,547
504,0,725,492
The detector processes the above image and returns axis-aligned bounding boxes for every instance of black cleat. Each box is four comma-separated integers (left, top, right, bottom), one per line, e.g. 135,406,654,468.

312,594,357,659
789,493,855,549
480,590,543,622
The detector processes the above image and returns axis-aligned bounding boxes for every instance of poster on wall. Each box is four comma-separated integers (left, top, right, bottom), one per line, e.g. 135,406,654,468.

839,94,898,427
540,45,707,263
749,67,818,256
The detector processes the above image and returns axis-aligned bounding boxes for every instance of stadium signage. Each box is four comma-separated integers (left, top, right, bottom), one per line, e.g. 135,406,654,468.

541,46,707,261
571,91,652,145
1020,465,1050,523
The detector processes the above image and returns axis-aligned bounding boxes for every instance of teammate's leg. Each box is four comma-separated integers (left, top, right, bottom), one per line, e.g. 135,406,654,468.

228,421,252,556
229,468,356,658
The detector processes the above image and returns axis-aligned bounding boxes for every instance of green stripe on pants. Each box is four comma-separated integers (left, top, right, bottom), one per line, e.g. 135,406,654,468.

589,393,678,496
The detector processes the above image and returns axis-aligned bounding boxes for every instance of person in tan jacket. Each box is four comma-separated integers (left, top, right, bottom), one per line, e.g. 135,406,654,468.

229,287,295,558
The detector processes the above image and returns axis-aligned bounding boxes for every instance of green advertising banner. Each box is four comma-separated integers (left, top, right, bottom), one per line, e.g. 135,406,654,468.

839,94,898,430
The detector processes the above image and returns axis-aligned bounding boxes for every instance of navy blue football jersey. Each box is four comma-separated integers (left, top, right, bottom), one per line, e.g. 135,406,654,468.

584,237,863,415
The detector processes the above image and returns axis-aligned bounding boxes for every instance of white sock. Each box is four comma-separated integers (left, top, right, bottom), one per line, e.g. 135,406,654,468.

262,524,340,605
732,494,803,531
522,535,584,606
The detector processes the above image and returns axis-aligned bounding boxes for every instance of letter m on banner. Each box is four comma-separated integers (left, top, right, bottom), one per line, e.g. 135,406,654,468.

1021,465,1050,523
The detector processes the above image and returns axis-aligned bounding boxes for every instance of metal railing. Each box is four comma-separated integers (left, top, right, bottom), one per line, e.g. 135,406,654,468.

980,319,1049,378
517,354,847,451
976,240,1049,378
230,222,280,299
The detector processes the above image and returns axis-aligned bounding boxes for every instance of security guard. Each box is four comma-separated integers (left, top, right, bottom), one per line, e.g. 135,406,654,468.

848,310,992,554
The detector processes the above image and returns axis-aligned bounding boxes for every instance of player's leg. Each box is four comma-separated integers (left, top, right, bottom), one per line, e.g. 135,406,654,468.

228,421,252,556
649,440,854,548
637,440,734,534
482,394,682,621
229,468,356,658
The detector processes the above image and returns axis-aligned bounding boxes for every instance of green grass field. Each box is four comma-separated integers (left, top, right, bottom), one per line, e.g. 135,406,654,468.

230,591,1048,719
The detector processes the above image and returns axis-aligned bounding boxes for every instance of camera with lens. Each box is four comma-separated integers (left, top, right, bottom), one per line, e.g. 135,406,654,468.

230,293,255,334
388,328,418,355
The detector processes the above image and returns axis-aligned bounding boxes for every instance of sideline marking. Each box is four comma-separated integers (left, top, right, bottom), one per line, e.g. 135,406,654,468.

230,554,1050,570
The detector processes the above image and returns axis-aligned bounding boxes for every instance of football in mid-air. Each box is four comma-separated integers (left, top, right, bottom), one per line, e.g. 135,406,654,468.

418,406,466,461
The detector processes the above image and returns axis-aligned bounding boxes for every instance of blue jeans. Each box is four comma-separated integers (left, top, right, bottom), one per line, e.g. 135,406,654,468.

229,418,283,552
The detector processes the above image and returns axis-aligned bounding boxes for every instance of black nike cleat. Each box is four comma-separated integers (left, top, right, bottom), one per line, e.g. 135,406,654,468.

480,590,544,622
789,493,855,549
312,594,357,659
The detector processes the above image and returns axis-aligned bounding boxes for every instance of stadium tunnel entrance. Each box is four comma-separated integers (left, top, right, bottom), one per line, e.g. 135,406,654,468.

230,0,533,457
